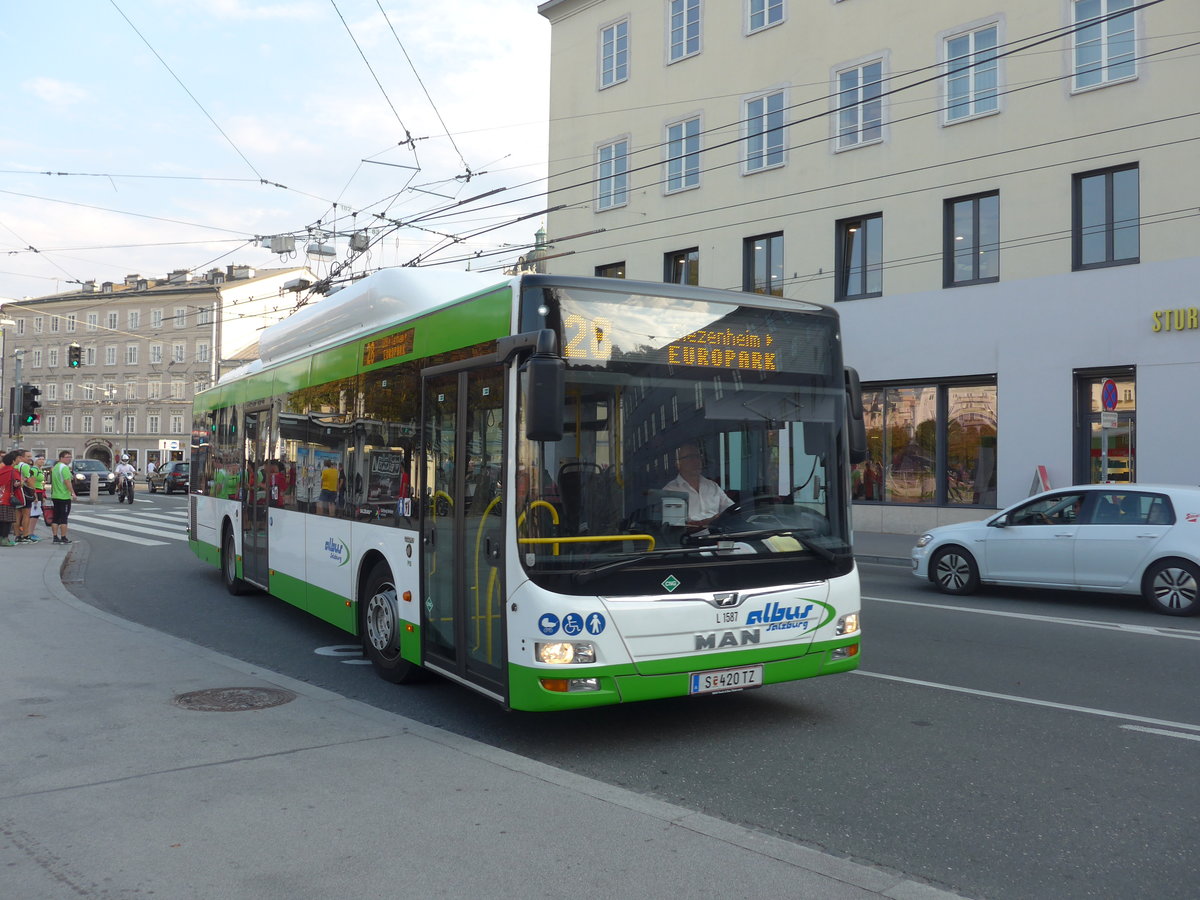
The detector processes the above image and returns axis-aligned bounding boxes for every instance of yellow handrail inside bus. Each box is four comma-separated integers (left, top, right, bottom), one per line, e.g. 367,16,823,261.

517,500,561,556
472,495,504,661
518,533,656,552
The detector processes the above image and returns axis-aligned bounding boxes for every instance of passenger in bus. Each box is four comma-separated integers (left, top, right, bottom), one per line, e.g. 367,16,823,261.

318,459,338,516
663,443,733,529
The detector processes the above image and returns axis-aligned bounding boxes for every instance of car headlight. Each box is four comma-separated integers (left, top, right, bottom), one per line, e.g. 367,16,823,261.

915,533,934,548
535,641,596,665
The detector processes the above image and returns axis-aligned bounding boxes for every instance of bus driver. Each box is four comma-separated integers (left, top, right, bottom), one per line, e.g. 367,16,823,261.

663,443,733,529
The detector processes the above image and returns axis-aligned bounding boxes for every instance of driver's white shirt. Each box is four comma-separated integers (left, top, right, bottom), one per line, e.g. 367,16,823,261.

663,474,733,522
116,464,135,479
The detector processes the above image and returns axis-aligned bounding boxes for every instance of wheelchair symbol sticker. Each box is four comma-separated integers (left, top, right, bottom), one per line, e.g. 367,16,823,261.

562,613,584,636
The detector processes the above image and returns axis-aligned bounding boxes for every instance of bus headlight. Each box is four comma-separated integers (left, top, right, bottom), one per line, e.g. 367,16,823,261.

535,641,596,665
836,613,860,636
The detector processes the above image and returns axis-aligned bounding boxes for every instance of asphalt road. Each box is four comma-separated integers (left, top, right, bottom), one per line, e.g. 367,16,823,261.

71,493,1200,900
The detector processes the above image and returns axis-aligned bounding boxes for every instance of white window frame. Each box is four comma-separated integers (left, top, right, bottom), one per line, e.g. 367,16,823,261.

596,137,631,211
150,344,163,365
63,383,73,402
665,115,702,193
170,415,184,434
599,18,630,89
125,414,137,435
668,0,701,64
1072,0,1137,92
148,381,162,400
66,314,76,333
197,341,211,363
87,313,98,332
128,310,141,329
747,0,784,34
174,307,188,328
48,348,59,368
942,20,1001,124
82,414,94,433
62,414,73,433
105,345,117,367
33,316,43,334
47,383,58,401
126,382,138,401
107,311,118,331
147,414,160,435
151,309,163,329
31,349,42,368
126,344,139,365
833,55,886,151
743,88,787,173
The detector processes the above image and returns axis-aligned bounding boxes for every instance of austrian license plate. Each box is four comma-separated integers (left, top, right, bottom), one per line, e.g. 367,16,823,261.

688,664,763,695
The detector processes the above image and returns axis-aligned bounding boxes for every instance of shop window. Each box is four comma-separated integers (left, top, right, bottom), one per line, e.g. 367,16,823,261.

854,380,997,506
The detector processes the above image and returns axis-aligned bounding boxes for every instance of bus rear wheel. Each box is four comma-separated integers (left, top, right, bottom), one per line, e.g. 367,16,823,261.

361,563,421,684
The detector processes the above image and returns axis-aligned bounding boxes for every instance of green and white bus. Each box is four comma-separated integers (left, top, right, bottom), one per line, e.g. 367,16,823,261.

189,268,865,711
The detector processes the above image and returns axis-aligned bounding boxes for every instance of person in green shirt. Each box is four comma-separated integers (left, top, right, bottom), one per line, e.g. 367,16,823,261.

14,449,39,543
49,450,78,545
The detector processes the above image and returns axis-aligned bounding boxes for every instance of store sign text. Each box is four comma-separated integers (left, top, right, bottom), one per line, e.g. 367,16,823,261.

1151,308,1199,333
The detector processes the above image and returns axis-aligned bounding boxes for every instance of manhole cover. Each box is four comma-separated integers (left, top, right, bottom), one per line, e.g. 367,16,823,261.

172,687,296,712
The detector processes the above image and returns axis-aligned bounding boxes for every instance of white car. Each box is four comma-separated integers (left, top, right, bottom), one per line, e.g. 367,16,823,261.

911,484,1200,616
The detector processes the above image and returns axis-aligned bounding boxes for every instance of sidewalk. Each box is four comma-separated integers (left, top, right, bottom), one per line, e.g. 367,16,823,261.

0,532,958,900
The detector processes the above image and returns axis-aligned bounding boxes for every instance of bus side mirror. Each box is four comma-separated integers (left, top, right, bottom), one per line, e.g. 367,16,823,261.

524,329,564,442
844,366,867,464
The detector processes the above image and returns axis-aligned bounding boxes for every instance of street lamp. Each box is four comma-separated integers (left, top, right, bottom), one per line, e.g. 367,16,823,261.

0,316,15,440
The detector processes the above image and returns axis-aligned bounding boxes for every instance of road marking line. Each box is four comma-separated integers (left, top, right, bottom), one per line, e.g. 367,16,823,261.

70,514,188,541
64,522,168,546
854,670,1200,733
1120,725,1200,743
864,595,1200,641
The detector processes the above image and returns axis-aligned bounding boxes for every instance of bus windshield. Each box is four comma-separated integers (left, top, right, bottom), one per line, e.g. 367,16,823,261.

516,282,851,594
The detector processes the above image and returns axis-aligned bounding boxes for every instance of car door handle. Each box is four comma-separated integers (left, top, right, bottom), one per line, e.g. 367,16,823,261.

1054,532,1073,538
1137,533,1159,539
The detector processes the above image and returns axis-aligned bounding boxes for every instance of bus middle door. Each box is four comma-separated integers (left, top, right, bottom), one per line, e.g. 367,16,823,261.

241,408,272,588
421,363,507,700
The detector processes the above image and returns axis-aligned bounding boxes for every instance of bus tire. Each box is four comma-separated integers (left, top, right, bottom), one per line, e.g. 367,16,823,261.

362,563,422,684
222,528,249,596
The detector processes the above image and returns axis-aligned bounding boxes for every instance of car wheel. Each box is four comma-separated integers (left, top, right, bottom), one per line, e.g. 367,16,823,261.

361,562,421,684
222,528,249,596
1142,558,1200,616
930,546,980,595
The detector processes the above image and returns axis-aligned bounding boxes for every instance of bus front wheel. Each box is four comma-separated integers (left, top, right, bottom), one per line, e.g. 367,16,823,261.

362,563,422,684
222,529,249,596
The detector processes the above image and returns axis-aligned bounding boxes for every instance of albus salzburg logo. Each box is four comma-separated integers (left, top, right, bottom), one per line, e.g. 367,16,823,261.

325,537,349,567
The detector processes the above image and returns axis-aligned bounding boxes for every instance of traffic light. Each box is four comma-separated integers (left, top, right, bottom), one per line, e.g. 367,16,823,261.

20,384,41,426
68,343,82,367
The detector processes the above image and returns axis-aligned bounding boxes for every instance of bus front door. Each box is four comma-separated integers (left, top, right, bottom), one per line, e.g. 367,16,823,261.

421,364,507,700
241,408,271,588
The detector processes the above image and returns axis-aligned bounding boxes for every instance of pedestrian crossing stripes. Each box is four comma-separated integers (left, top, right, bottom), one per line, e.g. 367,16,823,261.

65,507,189,546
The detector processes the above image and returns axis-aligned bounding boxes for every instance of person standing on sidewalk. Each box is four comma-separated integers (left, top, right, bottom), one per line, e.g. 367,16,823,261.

14,449,39,543
49,450,77,545
31,454,47,532
0,450,21,546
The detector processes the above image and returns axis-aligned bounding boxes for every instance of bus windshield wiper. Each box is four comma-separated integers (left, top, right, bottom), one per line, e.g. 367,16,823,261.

572,544,730,585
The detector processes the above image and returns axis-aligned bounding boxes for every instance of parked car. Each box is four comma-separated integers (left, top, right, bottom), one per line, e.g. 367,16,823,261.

148,461,190,494
71,459,117,494
911,484,1200,617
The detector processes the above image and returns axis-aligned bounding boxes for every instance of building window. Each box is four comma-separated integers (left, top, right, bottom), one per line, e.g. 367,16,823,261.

595,262,626,279
836,60,883,149
66,314,76,333
197,306,212,326
744,90,785,172
85,347,96,366
597,139,630,210
748,0,783,33
103,415,115,435
174,307,187,328
50,316,59,333
63,384,73,401
945,24,998,122
664,248,700,285
150,344,163,365
151,309,163,329
1073,164,1139,270
83,383,95,401
31,349,42,368
1073,0,1136,91
669,0,700,62
197,341,210,363
87,313,98,332
125,414,136,434
172,342,186,364
743,232,784,296
46,415,57,433
944,192,999,286
836,214,883,299
170,415,184,434
148,415,160,435
46,383,58,401
48,348,59,367
128,310,141,329
104,346,117,367
126,382,138,400
107,312,118,330
666,117,701,192
126,344,139,365
1075,368,1136,483
62,414,73,432
600,19,629,88
171,380,185,399
33,317,43,334
855,380,997,506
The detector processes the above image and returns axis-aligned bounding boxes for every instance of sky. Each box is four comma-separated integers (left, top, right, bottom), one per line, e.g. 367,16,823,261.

0,0,552,302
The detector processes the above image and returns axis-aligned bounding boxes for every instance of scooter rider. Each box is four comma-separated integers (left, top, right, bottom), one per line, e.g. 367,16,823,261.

115,455,137,503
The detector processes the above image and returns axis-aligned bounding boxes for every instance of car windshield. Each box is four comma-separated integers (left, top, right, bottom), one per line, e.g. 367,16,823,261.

76,461,107,471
